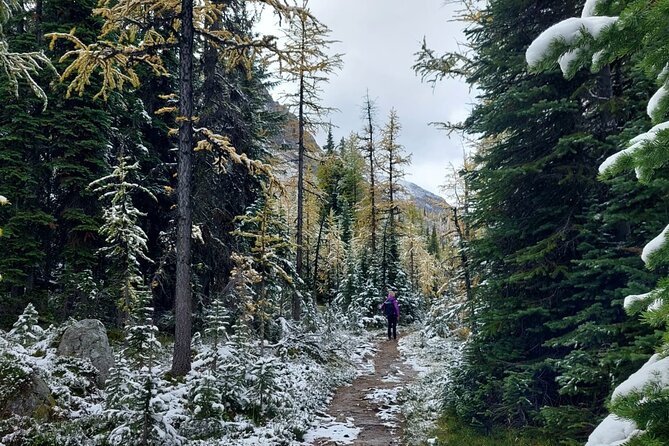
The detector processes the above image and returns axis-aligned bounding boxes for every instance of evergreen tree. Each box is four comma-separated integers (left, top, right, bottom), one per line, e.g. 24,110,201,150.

416,0,659,434
0,0,138,327
191,1,287,332
91,155,155,322
49,0,314,375
528,0,669,442
8,302,43,347
427,225,440,260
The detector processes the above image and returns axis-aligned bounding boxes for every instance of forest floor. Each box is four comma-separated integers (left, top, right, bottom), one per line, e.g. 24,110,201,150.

304,330,418,446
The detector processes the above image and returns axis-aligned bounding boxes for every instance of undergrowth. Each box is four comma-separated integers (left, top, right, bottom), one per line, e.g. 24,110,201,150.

427,412,557,446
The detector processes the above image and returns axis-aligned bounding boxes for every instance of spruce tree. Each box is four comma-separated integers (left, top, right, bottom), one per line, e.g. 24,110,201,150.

528,0,669,442
90,154,155,322
419,0,645,432
0,0,130,326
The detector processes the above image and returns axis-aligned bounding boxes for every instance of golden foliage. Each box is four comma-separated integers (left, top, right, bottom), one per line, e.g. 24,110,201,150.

195,127,276,184
155,106,177,115
48,31,166,100
46,0,308,101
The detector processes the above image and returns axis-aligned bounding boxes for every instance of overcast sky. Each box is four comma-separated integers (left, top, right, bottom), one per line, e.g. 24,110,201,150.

260,0,474,198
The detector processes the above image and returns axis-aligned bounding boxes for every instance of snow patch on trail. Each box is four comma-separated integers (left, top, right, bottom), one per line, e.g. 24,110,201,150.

365,387,402,426
303,417,361,445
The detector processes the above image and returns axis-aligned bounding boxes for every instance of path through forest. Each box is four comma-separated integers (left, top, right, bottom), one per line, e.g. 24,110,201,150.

305,331,417,445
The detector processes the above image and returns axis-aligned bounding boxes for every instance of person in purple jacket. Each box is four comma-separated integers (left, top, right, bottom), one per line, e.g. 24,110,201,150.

381,289,400,340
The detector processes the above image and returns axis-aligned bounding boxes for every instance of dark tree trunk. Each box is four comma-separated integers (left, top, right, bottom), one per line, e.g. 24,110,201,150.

313,209,327,297
293,21,306,321
452,207,473,331
365,99,376,254
35,0,43,45
171,0,194,376
294,71,304,321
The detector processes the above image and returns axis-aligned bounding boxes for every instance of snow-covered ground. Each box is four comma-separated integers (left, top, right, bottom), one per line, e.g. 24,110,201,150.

398,329,464,445
0,314,378,446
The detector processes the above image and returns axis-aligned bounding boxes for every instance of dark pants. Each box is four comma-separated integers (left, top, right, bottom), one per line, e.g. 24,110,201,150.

387,315,397,340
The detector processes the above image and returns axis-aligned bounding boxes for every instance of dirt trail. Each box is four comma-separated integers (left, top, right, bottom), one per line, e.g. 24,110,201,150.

310,332,417,446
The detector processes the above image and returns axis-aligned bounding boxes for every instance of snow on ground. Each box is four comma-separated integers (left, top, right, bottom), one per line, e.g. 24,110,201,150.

365,386,402,427
298,331,376,445
398,329,464,445
303,417,361,445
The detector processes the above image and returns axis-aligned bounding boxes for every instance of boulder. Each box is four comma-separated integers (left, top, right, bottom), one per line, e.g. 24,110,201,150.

57,319,114,386
1,372,54,419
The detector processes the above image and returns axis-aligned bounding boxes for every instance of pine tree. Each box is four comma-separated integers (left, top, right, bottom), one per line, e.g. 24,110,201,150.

8,302,43,346
427,225,440,260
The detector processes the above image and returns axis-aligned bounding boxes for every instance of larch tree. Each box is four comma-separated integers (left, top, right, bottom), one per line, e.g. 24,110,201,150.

47,0,311,376
360,92,379,255
378,108,411,288
232,181,296,351
280,0,342,320
441,158,475,326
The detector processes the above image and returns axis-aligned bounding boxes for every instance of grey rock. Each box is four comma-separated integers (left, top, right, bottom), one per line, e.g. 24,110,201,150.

2,372,53,418
57,319,114,386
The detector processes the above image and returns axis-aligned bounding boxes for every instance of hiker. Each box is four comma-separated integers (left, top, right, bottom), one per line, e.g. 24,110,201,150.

380,289,400,340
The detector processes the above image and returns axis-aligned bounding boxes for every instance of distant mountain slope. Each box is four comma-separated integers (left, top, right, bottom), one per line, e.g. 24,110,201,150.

397,179,450,214
264,98,321,179
263,96,451,218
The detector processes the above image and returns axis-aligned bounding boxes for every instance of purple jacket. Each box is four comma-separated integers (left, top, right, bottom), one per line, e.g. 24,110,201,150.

384,295,400,318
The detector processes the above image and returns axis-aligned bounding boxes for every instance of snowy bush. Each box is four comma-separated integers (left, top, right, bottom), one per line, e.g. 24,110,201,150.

104,362,185,446
0,292,377,445
8,303,43,347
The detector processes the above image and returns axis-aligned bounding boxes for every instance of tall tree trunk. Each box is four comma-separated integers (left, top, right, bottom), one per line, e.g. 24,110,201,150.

365,98,376,254
313,209,327,297
35,0,43,45
452,207,473,331
293,19,306,321
388,122,395,225
294,69,305,321
171,0,194,376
